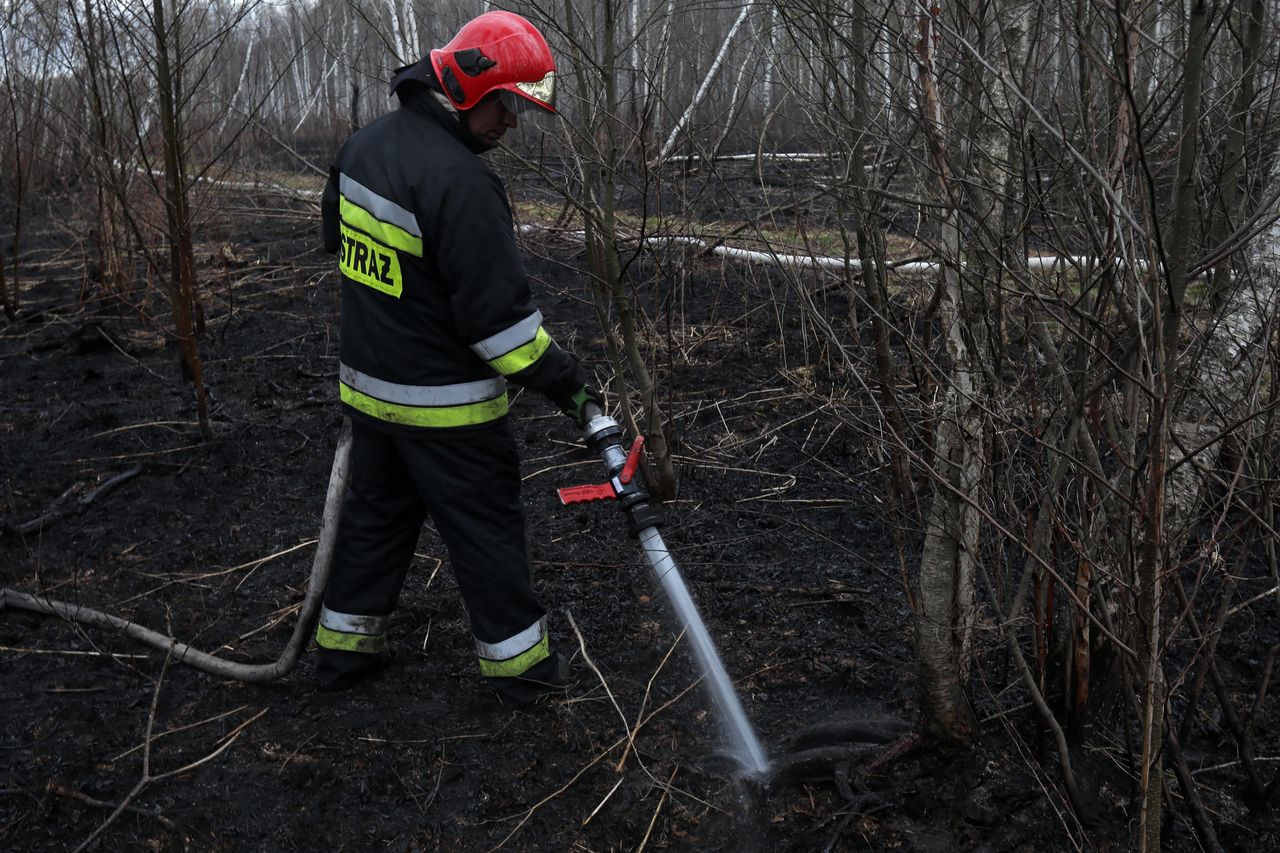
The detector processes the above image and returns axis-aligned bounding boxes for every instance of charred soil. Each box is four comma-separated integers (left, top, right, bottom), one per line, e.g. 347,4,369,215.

1,186,1271,852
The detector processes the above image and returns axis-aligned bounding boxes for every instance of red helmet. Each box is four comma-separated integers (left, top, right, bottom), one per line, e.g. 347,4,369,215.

429,11,557,114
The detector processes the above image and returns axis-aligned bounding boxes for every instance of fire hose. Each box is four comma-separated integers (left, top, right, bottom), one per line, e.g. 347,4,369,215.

564,405,770,777
4,406,771,777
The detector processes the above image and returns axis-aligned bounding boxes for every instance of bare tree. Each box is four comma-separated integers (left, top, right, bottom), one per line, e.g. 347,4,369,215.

0,0,57,318
766,0,1280,847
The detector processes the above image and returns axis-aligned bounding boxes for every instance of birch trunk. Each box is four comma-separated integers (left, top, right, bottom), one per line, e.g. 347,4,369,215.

656,3,751,162
643,0,677,153
911,0,978,746
761,6,777,114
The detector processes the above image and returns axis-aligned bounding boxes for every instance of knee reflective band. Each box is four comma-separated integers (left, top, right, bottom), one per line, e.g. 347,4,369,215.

316,606,389,654
475,617,550,677
339,364,509,427
471,311,554,376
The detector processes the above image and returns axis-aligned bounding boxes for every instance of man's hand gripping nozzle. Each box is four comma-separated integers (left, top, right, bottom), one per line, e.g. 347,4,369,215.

557,404,663,537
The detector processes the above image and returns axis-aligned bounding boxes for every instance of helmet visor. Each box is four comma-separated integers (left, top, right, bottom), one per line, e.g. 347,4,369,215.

513,71,556,112
499,90,538,116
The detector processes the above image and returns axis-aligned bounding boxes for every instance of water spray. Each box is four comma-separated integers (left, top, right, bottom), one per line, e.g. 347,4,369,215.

559,408,770,778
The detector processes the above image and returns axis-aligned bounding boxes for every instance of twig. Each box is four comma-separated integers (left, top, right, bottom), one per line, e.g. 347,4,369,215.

1173,578,1269,799
237,602,303,640
489,738,618,851
107,539,318,608
109,705,251,762
566,609,631,737
489,677,706,850
196,708,268,761
616,629,685,772
93,326,164,380
581,775,625,827
227,539,317,588
9,466,145,536
414,556,443,590
72,647,174,853
705,580,871,597
636,765,678,853
1228,585,1280,617
277,732,320,773
72,647,266,852
71,443,210,464
1248,644,1279,735
1192,756,1280,776
422,760,446,813
88,421,192,439
47,782,176,829
0,646,149,659
1167,728,1227,853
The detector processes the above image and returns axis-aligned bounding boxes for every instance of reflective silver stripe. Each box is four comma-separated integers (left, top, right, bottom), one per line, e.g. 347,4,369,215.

340,363,505,406
475,618,546,660
320,606,389,636
471,311,543,359
339,174,421,237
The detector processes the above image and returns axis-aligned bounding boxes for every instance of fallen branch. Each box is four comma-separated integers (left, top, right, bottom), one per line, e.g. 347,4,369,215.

517,223,1185,282
72,648,266,852
5,465,143,537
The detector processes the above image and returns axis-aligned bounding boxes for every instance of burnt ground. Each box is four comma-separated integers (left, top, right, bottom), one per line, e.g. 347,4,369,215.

0,184,1272,852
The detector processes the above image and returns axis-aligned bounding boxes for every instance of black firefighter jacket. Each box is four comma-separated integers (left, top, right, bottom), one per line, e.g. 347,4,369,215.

321,86,587,435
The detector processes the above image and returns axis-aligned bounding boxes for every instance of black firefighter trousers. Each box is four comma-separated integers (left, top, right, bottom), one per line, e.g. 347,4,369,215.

315,418,563,701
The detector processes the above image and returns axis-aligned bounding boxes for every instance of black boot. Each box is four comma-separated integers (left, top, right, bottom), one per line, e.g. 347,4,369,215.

488,652,570,707
315,647,393,691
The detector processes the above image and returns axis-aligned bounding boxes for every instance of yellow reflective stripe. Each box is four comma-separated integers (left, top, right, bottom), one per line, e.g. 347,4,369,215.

487,327,552,376
477,633,551,677
340,196,423,257
341,382,508,427
316,624,387,654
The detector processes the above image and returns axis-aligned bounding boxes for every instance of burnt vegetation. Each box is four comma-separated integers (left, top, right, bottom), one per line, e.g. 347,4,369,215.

4,1,1280,851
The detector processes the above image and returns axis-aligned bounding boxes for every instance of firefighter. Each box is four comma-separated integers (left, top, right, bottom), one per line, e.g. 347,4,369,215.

317,11,600,704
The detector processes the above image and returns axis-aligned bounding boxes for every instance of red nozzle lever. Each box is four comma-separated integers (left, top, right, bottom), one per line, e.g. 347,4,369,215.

620,436,644,484
557,436,646,505
557,483,615,505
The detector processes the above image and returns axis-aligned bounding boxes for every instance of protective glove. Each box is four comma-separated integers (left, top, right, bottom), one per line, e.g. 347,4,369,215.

563,385,604,426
